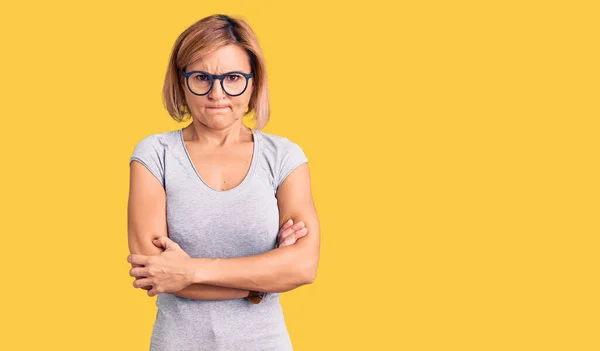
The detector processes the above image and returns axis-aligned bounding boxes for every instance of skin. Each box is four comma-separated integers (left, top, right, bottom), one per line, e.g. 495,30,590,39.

128,44,320,297
180,43,255,172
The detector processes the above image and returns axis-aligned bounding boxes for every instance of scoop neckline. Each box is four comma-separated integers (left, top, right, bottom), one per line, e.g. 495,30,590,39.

178,127,259,194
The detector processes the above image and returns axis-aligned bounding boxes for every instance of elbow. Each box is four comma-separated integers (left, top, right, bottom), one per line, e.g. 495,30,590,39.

300,259,318,285
303,271,316,285
273,261,317,293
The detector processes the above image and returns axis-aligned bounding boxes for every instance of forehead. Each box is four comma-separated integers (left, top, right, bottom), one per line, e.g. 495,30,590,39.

187,44,251,73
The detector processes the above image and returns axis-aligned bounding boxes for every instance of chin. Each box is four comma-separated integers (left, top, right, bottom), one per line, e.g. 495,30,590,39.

205,116,237,128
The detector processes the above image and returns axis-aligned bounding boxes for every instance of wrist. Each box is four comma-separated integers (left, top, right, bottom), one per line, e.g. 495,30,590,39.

188,257,213,284
185,257,199,285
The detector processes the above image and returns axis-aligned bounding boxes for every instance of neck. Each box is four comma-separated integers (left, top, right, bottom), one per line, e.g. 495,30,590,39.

185,120,252,147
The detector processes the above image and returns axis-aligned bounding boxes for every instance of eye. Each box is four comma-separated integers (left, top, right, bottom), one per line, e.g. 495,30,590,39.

194,74,210,81
226,74,242,82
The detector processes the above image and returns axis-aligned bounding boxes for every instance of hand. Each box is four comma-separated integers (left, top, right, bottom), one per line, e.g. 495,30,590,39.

128,237,193,297
277,219,308,248
132,243,167,291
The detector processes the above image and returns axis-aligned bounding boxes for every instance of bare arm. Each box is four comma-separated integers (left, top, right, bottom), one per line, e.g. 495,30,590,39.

189,163,320,293
128,160,252,300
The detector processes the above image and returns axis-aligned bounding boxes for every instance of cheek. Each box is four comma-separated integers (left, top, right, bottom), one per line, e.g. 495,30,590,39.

232,97,251,111
186,95,208,109
183,90,200,109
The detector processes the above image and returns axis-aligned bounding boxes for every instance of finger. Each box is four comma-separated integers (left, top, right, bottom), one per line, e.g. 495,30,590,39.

280,219,293,231
279,228,307,247
278,239,293,248
279,226,308,244
277,220,293,238
148,288,159,297
293,221,305,230
133,278,153,289
129,266,149,278
278,226,293,241
295,227,308,238
151,239,167,251
279,228,306,247
127,254,149,266
280,236,297,247
278,221,305,241
282,220,303,232
280,228,308,246
152,236,178,251
135,277,152,290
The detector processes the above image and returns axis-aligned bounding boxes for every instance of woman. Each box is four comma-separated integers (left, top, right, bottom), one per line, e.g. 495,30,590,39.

126,14,320,351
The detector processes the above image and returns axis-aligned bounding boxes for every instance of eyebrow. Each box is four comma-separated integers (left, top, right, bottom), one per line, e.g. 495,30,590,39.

184,67,249,74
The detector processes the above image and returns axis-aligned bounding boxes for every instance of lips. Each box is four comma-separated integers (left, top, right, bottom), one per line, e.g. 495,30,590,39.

207,106,229,109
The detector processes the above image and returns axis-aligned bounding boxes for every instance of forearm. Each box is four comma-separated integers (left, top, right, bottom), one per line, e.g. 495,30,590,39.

171,283,250,300
190,244,315,293
131,240,253,300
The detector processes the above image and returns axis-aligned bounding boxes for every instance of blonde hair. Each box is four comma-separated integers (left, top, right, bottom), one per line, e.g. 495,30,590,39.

162,14,270,130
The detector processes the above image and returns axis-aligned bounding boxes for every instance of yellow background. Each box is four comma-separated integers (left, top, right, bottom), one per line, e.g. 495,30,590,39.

1,0,598,350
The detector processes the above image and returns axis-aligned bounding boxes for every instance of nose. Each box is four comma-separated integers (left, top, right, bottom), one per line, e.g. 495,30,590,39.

208,79,226,99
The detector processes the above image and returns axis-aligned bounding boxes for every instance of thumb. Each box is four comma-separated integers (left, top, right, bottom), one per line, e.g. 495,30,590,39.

152,236,178,250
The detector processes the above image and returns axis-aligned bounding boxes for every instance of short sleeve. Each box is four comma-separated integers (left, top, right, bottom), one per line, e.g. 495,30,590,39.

275,139,308,190
129,134,165,188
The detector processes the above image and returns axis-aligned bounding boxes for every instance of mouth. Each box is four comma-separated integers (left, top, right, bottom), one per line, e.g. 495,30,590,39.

206,106,229,110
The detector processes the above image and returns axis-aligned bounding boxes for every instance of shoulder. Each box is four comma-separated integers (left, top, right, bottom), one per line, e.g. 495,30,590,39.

255,130,308,190
255,130,304,156
129,130,179,188
129,129,180,167
132,129,180,150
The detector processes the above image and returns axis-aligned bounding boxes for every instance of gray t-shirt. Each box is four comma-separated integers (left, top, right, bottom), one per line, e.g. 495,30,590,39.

129,127,308,351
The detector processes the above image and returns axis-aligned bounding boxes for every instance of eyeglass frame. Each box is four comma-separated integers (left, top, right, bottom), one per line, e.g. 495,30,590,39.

181,67,254,97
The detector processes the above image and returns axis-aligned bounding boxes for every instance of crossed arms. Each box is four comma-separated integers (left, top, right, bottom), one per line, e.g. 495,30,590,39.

127,160,320,300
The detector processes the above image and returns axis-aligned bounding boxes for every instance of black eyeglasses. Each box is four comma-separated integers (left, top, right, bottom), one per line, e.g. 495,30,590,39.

181,67,254,97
